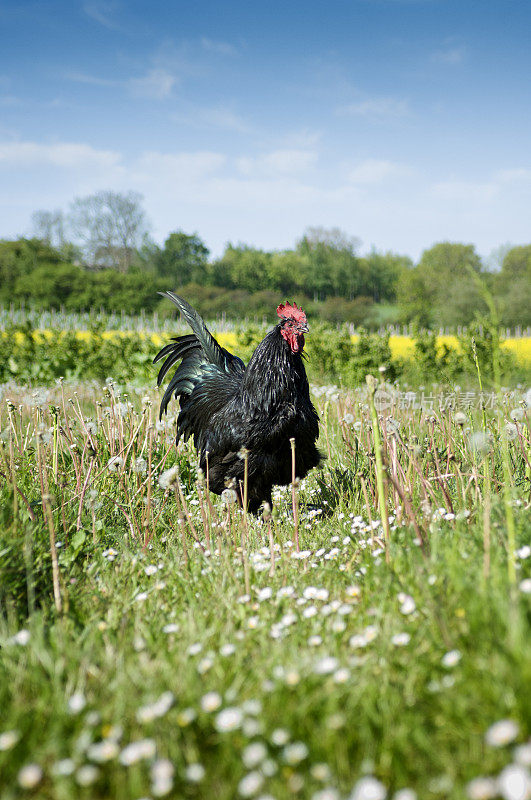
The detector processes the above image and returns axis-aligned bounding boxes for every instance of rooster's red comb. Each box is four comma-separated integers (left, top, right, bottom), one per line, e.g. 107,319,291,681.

277,301,307,324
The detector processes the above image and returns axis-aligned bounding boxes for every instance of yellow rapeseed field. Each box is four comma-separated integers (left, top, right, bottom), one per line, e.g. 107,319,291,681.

8,329,531,365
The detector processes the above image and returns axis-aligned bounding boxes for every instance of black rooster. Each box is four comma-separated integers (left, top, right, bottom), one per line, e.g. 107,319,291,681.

154,293,321,512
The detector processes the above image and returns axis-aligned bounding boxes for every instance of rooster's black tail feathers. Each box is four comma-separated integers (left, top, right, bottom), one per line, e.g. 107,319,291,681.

154,292,245,419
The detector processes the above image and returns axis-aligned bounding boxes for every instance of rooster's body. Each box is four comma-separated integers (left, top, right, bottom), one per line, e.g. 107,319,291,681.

154,293,321,512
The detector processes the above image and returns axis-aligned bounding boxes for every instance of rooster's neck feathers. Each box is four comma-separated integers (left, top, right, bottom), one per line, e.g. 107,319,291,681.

241,325,308,408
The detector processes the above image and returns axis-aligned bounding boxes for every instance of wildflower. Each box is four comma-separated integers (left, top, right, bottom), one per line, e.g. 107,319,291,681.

242,742,268,768
18,764,43,789
151,758,174,797
283,742,308,765
67,692,87,714
0,730,20,750
285,669,301,684
107,455,124,472
469,432,490,457
201,692,222,712
52,759,76,776
158,466,179,490
442,649,461,668
516,546,530,560
313,790,340,800
196,656,213,675
350,776,387,800
11,629,30,646
215,707,243,732
485,719,519,747
220,643,236,656
242,699,262,716
314,657,339,675
393,791,417,800
238,771,264,797
85,419,98,436
497,764,530,800
87,740,120,762
271,728,290,746
137,692,174,723
76,765,100,786
186,763,206,782
144,564,158,576
133,457,147,475
222,488,239,506
243,718,262,737
391,633,411,647
311,763,332,781
505,423,519,441
519,579,531,594
334,668,350,683
119,738,157,765
466,777,498,800
398,594,416,615
162,623,179,634
454,411,466,425
257,587,273,601
514,743,531,767
177,708,196,726
510,408,524,422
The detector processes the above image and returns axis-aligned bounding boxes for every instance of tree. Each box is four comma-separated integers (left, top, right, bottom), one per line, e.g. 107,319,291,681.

361,250,412,303
156,232,210,284
500,245,531,283
397,242,485,328
69,191,149,272
297,227,362,300
31,210,66,249
211,245,272,292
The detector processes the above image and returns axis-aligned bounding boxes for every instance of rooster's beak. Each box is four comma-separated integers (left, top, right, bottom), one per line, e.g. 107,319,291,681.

299,323,309,334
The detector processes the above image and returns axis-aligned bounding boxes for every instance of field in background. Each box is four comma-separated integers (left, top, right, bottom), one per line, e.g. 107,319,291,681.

0,375,530,800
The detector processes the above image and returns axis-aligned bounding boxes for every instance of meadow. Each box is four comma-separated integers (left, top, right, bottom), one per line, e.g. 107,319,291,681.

0,328,530,800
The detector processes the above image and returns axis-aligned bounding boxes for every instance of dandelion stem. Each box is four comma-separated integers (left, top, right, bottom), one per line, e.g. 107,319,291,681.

290,438,299,552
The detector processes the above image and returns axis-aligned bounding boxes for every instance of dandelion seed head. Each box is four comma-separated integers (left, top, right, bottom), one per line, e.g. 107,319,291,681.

497,764,530,800
238,771,264,797
350,775,387,800
18,764,43,789
186,763,206,782
485,719,519,747
215,707,243,732
0,730,20,751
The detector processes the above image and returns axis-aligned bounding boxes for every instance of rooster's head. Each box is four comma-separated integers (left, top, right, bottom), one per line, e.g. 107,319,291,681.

277,302,308,354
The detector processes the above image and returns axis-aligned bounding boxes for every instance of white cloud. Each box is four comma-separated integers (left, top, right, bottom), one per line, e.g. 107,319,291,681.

171,106,253,134
348,159,408,185
495,168,531,183
236,149,318,177
128,69,177,100
0,141,121,169
200,37,237,56
431,179,498,203
134,151,227,182
83,1,122,30
338,97,409,119
432,46,466,65
66,71,121,88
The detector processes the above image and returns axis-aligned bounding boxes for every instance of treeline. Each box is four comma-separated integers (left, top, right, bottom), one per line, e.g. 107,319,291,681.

1,191,530,328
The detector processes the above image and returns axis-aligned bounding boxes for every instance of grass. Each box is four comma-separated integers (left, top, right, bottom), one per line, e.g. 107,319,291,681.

0,377,530,800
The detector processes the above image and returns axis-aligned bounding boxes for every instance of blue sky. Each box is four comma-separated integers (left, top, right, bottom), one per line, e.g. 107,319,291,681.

1,0,530,260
